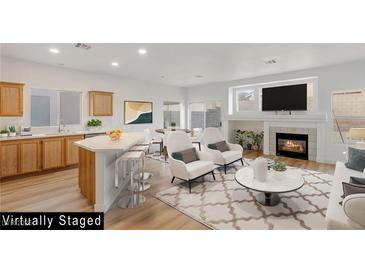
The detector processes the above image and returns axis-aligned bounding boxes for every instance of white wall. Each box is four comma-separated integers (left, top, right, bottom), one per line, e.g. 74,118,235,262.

186,59,365,164
0,57,186,134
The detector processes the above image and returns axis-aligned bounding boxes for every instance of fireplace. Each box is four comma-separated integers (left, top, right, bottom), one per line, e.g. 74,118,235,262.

276,133,308,160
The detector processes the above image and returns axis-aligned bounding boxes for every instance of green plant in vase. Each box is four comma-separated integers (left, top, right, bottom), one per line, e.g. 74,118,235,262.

8,126,16,137
252,130,264,151
87,119,102,131
272,158,287,171
0,129,9,138
234,129,246,147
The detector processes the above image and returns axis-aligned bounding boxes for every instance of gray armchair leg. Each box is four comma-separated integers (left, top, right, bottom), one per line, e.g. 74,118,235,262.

171,176,175,184
240,158,244,166
189,181,192,193
212,171,216,180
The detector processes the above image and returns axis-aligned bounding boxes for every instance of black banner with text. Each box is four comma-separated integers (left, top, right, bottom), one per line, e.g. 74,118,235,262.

0,212,104,230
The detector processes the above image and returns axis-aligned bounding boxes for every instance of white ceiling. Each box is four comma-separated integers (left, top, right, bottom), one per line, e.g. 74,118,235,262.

2,43,365,87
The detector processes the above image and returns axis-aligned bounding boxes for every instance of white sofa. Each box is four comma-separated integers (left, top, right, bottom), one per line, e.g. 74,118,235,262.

167,131,216,193
325,161,365,229
201,127,244,174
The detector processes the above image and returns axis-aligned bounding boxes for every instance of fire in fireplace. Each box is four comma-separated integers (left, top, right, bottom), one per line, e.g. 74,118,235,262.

276,133,308,160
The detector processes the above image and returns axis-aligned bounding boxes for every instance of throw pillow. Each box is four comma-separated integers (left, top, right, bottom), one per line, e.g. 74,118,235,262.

171,148,199,164
342,182,365,198
208,141,229,152
350,176,365,185
345,147,365,172
339,177,365,204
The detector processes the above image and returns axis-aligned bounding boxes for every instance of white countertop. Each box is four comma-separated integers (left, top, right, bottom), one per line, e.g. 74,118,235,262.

74,132,145,152
0,130,106,142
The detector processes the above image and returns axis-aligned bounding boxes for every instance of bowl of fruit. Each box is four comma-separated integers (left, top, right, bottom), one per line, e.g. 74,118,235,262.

106,129,122,141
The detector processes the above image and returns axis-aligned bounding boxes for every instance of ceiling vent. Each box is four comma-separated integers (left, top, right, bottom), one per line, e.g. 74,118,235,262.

264,59,277,65
74,43,92,50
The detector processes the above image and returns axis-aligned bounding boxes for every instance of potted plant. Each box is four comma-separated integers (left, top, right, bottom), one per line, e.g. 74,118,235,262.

234,129,246,147
87,119,102,131
245,130,256,150
0,129,9,138
170,121,176,130
252,131,264,151
272,158,287,172
8,126,16,137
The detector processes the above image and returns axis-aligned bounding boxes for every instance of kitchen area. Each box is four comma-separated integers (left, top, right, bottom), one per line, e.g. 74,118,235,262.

0,81,135,212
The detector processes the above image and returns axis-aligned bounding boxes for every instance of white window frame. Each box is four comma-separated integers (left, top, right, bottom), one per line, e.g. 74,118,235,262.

30,88,83,129
331,89,365,144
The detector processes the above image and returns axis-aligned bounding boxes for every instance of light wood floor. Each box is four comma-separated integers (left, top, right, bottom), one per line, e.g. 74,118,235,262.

0,151,335,229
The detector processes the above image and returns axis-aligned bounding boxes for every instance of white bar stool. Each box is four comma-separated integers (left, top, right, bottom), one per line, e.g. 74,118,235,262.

129,144,152,191
115,151,145,208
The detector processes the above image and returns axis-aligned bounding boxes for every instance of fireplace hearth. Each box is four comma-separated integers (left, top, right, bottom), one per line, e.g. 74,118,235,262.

276,132,308,160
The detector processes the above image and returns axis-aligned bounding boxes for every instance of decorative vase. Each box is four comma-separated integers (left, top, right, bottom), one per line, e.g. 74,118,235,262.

247,144,252,150
253,157,268,182
9,132,16,137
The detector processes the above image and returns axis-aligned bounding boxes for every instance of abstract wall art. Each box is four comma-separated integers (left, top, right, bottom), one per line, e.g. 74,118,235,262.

124,101,153,124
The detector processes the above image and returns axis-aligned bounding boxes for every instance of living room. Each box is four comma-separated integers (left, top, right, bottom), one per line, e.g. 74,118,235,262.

1,1,364,273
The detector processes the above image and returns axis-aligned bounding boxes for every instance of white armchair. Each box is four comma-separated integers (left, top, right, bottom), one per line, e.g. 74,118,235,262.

167,131,215,193
326,161,365,229
343,193,365,228
201,127,244,174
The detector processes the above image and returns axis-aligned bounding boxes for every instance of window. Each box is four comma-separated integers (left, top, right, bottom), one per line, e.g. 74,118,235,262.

189,101,221,129
332,90,365,143
163,102,181,128
30,89,82,127
236,89,256,112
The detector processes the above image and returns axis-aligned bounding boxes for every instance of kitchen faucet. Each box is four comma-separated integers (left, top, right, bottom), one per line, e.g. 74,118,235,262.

58,119,66,133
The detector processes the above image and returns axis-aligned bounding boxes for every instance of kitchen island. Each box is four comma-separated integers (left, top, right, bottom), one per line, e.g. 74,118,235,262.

74,132,144,212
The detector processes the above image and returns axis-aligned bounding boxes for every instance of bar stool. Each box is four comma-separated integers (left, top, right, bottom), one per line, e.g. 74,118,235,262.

129,144,151,191
115,151,145,208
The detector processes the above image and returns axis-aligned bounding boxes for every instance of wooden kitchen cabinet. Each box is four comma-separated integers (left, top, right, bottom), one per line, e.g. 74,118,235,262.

65,135,84,165
89,91,113,116
0,82,24,116
42,138,65,170
20,139,42,174
0,141,20,177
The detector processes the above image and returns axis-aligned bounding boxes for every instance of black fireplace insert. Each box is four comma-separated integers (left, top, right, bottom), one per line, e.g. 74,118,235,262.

276,132,308,160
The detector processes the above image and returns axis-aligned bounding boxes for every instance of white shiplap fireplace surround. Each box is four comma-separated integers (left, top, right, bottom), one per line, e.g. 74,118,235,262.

227,113,328,163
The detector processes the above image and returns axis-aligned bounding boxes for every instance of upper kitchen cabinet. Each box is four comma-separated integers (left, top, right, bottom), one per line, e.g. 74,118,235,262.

89,90,113,116
0,82,24,116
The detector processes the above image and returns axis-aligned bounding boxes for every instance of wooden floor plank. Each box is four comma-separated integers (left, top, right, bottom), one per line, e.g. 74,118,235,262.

0,151,335,229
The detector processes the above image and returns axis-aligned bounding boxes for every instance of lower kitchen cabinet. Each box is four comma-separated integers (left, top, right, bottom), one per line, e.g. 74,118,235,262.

65,135,84,165
42,137,65,170
20,139,41,174
0,134,85,179
0,141,20,177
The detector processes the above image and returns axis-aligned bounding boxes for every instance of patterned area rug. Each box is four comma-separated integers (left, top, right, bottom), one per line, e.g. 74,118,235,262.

154,161,333,230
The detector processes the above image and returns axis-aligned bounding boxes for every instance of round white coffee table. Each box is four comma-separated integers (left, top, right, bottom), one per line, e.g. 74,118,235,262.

235,167,304,206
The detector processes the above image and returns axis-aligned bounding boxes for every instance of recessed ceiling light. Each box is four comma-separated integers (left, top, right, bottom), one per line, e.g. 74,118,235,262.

195,75,204,78
138,48,147,55
49,48,60,54
111,62,119,67
160,75,165,79
264,59,277,64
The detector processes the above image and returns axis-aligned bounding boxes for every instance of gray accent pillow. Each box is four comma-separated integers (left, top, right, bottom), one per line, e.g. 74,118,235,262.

171,148,199,164
342,182,365,198
339,177,365,204
208,141,229,152
345,147,365,172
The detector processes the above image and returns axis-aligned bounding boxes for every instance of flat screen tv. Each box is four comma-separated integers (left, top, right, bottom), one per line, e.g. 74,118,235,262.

262,84,307,111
